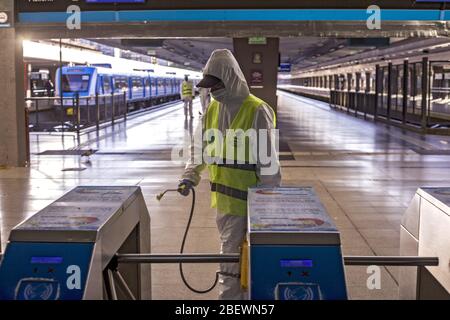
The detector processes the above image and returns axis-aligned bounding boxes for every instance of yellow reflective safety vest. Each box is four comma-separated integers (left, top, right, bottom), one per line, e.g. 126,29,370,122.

181,81,193,98
205,94,276,216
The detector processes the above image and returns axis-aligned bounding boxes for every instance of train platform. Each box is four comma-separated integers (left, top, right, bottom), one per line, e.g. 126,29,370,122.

2,91,450,300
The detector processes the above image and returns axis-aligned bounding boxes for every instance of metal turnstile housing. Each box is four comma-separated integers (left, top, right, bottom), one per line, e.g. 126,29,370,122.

400,187,450,300
248,187,347,300
0,186,151,300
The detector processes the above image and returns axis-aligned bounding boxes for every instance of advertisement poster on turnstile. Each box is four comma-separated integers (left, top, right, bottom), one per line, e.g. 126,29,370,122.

248,187,337,233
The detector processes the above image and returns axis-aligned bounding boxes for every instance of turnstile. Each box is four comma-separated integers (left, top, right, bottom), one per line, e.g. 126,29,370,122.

248,187,347,300
400,187,450,299
1,185,445,300
0,186,151,300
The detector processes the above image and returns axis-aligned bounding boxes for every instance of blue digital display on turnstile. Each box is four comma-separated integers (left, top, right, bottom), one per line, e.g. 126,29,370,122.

31,257,64,264
280,259,313,268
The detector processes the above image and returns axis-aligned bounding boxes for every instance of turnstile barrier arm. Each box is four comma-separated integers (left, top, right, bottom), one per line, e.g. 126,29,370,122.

114,253,438,267
344,256,439,266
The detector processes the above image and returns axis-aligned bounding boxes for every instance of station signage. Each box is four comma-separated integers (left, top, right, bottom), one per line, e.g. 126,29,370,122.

248,37,267,45
278,63,291,72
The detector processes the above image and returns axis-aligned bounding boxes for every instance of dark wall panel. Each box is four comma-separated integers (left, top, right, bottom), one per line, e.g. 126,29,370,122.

16,1,440,13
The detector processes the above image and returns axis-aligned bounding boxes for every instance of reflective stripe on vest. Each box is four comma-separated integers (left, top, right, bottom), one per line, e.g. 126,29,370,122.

205,94,276,216
217,162,256,172
182,82,193,96
210,183,248,201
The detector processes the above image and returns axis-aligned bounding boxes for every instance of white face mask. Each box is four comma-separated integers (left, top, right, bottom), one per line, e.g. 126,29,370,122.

211,88,227,101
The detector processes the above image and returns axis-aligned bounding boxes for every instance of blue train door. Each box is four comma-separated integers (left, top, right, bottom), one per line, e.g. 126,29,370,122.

145,77,151,98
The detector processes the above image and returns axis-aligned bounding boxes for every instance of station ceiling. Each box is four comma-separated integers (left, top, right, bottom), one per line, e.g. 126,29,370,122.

93,37,408,72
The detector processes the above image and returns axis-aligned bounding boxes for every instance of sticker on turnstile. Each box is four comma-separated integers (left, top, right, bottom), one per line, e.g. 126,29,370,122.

16,205,116,230
57,186,136,203
248,187,337,232
15,278,60,300
274,283,323,300
252,218,326,230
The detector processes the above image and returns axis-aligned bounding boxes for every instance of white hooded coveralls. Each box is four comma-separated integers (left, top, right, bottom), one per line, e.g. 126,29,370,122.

182,49,281,300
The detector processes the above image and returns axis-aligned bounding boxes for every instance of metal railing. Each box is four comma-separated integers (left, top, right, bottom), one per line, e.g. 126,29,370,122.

329,89,450,133
330,90,377,121
25,92,127,133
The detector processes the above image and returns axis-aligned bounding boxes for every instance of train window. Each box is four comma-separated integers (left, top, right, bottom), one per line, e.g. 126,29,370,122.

145,78,151,91
132,77,143,89
30,72,53,97
62,74,90,92
114,76,128,90
102,75,111,94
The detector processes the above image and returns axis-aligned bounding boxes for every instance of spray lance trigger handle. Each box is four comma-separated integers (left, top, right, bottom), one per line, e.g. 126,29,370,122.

155,180,193,201
178,179,194,197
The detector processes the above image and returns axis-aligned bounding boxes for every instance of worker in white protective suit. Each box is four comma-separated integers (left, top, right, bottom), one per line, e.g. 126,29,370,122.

178,49,281,300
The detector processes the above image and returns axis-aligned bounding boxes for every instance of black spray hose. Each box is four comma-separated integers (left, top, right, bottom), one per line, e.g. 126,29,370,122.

157,187,219,294
179,188,219,294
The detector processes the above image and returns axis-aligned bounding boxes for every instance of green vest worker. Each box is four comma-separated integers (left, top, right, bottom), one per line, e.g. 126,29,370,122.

179,49,281,300
180,75,194,118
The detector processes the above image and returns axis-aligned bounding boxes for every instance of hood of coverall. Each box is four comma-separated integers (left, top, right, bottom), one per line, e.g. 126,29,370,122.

202,49,250,103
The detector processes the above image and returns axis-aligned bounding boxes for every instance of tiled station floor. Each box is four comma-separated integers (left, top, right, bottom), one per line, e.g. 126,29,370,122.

2,92,450,299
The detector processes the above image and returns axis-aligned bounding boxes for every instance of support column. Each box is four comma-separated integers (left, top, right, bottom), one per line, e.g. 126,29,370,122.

0,0,28,167
232,37,279,112
374,64,380,121
421,57,429,130
387,62,393,122
402,60,409,125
